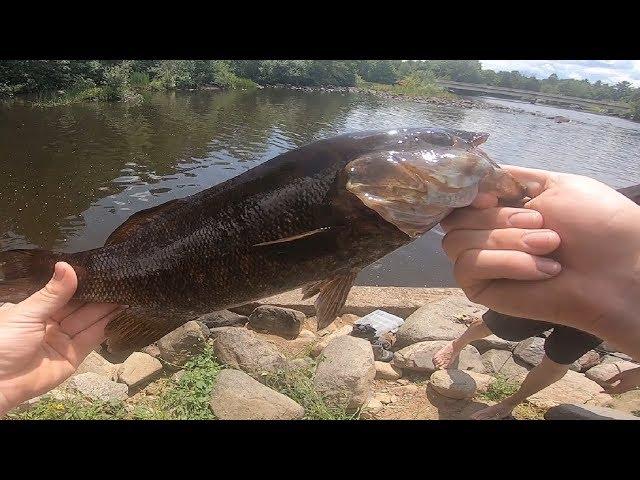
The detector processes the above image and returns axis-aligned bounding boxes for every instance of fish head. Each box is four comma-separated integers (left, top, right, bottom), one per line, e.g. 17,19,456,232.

344,128,527,238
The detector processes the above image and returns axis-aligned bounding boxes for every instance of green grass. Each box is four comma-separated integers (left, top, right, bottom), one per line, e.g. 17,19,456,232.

477,375,520,402
7,396,128,420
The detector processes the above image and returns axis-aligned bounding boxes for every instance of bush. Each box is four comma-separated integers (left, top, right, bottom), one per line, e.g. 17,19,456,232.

99,62,132,101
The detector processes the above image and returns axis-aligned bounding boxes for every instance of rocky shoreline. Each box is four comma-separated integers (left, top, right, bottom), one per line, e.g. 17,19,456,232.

7,287,639,420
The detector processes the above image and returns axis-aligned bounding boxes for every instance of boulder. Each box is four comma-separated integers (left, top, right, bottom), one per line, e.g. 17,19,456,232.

310,325,353,357
198,310,247,329
67,373,128,402
395,296,485,348
513,337,546,367
471,335,518,353
75,351,118,380
210,369,304,420
392,340,485,374
585,361,639,386
465,371,496,393
545,404,639,420
248,305,304,338
375,361,402,381
117,352,163,389
527,370,610,408
568,350,601,372
481,350,530,383
209,327,288,378
312,335,376,411
429,369,477,399
157,321,209,367
606,390,640,415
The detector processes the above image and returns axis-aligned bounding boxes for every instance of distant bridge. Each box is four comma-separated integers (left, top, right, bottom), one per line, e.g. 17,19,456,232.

435,80,632,113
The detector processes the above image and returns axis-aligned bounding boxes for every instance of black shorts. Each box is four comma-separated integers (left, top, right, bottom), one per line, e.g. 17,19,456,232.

482,310,603,365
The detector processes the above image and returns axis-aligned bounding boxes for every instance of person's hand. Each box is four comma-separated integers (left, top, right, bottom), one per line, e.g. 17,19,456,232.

0,262,125,416
601,367,640,395
441,166,640,360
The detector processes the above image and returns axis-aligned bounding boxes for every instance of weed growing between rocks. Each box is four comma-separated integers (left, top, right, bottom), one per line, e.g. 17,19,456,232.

477,374,520,402
7,396,128,420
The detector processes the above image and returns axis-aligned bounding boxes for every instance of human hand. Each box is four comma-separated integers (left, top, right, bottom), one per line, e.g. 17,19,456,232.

0,262,125,416
441,166,640,360
601,367,640,395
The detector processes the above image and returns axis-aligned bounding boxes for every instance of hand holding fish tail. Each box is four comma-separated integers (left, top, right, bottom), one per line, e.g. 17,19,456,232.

0,262,124,415
442,166,640,361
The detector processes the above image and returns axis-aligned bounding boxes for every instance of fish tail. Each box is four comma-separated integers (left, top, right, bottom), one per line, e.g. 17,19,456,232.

0,249,64,286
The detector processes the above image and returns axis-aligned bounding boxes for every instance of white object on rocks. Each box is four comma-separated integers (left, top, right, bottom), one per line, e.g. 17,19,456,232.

354,309,404,336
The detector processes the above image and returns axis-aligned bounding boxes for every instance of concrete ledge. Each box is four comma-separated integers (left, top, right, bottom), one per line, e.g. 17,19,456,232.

231,287,465,319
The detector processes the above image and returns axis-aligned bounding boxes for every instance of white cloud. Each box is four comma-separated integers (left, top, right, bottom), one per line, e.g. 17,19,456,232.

479,60,640,86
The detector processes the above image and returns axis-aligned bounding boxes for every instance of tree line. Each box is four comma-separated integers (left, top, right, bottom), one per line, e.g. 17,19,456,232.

1,60,638,119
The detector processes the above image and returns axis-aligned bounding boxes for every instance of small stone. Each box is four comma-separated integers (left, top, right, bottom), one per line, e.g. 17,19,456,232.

392,340,485,374
513,337,546,367
397,379,410,385
429,369,477,399
364,398,384,414
375,361,402,380
157,321,210,367
171,370,185,382
310,325,353,357
585,361,639,386
312,335,376,412
75,351,118,380
375,392,393,404
117,352,163,389
67,373,128,402
248,305,304,339
544,404,640,420
198,310,248,329
210,369,304,420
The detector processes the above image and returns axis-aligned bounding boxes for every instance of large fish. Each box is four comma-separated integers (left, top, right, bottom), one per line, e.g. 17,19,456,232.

1,127,527,351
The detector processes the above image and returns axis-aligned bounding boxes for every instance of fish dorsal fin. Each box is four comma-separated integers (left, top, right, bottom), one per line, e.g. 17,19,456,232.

303,269,358,330
104,199,182,246
104,307,191,353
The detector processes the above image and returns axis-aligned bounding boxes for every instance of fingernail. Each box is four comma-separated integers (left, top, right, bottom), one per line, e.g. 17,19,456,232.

508,211,542,228
535,257,562,276
522,230,558,249
52,262,65,281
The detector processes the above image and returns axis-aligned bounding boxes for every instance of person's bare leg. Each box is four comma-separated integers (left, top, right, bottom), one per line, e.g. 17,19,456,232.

433,318,492,369
471,355,569,420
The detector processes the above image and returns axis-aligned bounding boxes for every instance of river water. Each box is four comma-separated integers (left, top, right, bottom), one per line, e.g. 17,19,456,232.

1,89,639,287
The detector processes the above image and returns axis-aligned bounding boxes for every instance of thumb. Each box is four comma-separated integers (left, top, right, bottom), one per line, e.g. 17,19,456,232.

17,262,78,318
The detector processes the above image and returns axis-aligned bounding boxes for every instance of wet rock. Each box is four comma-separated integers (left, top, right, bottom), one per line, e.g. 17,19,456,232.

157,321,210,368
545,404,639,420
569,350,601,372
76,351,118,380
392,340,485,374
527,370,608,408
395,296,485,348
198,310,247,329
471,335,518,353
210,369,304,420
429,369,477,399
209,327,288,378
248,305,304,339
310,325,353,357
312,335,376,411
513,337,546,367
67,373,128,402
585,361,638,386
375,361,402,380
117,352,163,389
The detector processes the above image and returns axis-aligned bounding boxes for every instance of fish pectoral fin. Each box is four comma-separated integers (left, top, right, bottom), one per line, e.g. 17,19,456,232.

308,269,359,330
104,199,183,246
252,227,333,247
104,307,192,353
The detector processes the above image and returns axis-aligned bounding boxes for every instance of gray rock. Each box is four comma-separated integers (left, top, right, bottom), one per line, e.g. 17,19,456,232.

481,349,530,382
569,350,601,372
545,404,640,420
513,337,546,367
198,310,248,329
528,370,607,408
117,352,163,389
67,373,128,402
249,305,304,339
429,369,477,399
471,335,518,354
157,321,210,367
210,369,304,420
585,361,639,386
313,335,376,411
395,297,485,348
209,327,288,378
75,351,118,380
375,361,402,381
392,340,485,374
310,325,353,357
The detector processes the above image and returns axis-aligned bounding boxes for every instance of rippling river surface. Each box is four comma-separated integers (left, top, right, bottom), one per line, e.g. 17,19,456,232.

2,89,639,287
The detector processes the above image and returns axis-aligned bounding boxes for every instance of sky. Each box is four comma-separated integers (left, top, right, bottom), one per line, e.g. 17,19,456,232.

479,60,640,86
